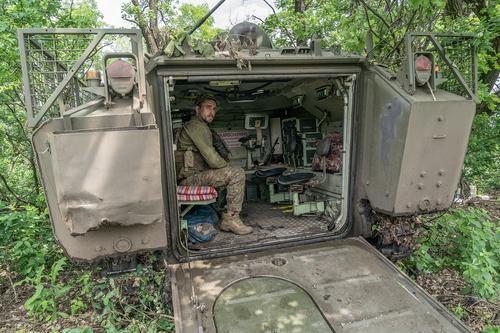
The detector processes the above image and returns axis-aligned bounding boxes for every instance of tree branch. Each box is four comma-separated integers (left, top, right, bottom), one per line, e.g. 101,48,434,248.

68,0,74,19
262,0,276,14
251,15,265,24
362,4,382,42
122,16,140,26
4,102,30,143
0,173,31,206
4,95,41,195
262,0,297,47
381,7,419,63
358,0,397,43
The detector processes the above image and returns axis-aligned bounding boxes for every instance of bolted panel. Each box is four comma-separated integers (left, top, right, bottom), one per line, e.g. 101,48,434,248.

394,95,475,213
363,70,475,215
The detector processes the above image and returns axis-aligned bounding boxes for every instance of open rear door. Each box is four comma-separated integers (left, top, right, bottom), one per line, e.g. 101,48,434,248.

19,29,168,263
170,238,470,333
33,122,168,262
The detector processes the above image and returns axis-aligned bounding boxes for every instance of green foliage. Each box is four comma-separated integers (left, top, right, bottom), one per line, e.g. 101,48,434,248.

262,0,366,50
431,5,499,112
24,257,72,320
57,0,103,28
92,264,174,332
261,0,449,58
483,325,500,333
405,208,500,301
0,206,73,321
173,3,222,43
63,328,94,333
0,206,60,279
23,264,98,322
451,304,465,320
0,3,175,330
0,205,173,329
464,112,500,192
21,257,175,331
121,0,222,53
0,0,103,208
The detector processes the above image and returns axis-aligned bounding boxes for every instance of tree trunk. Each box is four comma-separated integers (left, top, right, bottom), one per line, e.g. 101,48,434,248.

130,0,160,54
294,0,307,45
294,0,306,12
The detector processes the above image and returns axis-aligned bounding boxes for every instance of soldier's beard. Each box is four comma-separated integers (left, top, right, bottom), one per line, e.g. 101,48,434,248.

198,113,214,123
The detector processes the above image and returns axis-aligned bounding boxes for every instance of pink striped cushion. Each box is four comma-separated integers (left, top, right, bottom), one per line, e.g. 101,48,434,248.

177,185,218,201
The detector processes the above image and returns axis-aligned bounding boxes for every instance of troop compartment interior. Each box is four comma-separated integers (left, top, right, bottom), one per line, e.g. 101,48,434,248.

162,74,356,256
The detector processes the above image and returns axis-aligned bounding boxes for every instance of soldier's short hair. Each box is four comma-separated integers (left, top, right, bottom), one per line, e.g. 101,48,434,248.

195,94,218,106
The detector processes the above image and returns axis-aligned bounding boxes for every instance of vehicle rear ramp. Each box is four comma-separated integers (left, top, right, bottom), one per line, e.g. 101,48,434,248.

170,237,470,332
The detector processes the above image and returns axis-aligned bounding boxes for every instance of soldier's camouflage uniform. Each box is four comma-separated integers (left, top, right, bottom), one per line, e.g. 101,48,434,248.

176,115,245,214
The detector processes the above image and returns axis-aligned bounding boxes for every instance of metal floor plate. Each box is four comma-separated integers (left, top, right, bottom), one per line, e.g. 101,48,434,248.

190,201,330,251
170,238,470,333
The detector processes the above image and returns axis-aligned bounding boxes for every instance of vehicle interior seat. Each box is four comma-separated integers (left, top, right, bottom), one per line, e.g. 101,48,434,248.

254,167,287,178
176,185,218,230
276,172,315,185
278,136,331,186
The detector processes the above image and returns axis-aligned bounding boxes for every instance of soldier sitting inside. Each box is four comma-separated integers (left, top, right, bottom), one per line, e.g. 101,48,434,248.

175,94,253,235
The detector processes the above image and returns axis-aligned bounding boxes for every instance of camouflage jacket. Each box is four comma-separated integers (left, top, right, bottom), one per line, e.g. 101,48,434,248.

177,115,228,178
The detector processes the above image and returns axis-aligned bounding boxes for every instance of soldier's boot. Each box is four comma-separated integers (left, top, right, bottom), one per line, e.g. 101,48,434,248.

220,213,252,235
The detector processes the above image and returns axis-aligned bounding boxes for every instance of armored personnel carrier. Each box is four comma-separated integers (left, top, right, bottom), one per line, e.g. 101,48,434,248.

18,25,476,332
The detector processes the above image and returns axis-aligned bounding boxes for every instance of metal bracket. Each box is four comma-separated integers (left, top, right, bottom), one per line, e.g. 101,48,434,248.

102,254,137,275
17,28,146,128
401,32,478,103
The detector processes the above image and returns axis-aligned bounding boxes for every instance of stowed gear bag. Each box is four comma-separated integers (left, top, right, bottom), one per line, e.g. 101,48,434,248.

185,205,219,243
312,132,343,173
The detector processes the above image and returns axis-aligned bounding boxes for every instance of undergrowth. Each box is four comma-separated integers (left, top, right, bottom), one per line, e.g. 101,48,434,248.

0,205,60,282
401,207,499,332
92,264,174,332
0,205,174,332
403,208,499,302
464,112,500,193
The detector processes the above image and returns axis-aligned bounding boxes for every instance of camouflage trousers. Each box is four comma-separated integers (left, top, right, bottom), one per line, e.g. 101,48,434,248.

180,166,245,214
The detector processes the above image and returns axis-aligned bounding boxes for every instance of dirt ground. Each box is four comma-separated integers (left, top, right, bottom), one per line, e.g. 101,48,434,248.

416,268,499,332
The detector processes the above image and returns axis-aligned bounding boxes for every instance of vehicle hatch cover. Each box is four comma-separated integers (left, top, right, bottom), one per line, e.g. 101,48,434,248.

169,237,470,333
214,276,334,332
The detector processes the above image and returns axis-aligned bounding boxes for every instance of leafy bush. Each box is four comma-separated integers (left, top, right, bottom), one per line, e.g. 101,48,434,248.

92,263,174,332
24,257,73,320
464,112,500,193
0,206,62,280
1,205,174,331
405,208,499,301
483,326,500,333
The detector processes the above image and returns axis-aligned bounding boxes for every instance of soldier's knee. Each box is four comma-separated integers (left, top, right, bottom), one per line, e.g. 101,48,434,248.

226,166,245,181
235,167,245,180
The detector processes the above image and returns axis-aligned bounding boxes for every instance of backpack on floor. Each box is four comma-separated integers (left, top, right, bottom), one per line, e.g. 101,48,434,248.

185,205,219,244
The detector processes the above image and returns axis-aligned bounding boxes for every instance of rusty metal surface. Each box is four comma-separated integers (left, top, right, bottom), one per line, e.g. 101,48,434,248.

170,237,470,333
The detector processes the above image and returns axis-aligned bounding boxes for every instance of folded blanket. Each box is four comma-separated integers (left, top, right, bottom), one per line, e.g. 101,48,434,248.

177,185,218,201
